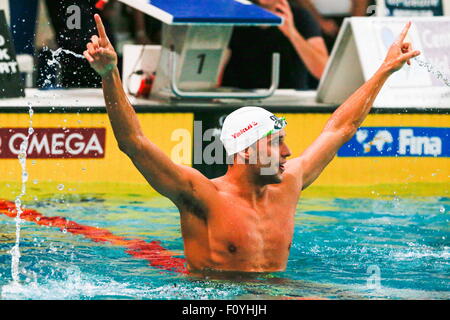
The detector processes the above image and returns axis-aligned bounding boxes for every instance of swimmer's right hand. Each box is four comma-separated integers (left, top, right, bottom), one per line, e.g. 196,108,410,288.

84,14,118,77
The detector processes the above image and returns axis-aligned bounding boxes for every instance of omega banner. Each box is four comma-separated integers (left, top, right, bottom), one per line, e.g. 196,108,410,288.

0,128,106,159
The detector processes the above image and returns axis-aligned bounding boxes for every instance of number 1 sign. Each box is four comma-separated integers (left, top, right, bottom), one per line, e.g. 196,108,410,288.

151,24,232,98
179,49,223,83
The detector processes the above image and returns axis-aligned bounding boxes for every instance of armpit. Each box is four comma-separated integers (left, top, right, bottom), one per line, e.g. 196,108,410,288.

177,192,208,221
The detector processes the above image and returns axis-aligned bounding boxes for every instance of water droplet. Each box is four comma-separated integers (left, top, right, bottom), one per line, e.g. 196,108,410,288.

414,57,450,87
57,184,65,191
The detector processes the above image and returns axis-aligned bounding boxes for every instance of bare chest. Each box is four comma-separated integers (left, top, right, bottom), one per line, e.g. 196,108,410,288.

204,198,296,271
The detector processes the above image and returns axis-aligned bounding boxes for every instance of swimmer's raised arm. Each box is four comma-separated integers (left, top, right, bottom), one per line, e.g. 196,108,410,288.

286,22,421,190
84,14,215,211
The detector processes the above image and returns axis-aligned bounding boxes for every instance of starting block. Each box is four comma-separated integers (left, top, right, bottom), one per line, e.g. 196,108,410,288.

119,0,282,100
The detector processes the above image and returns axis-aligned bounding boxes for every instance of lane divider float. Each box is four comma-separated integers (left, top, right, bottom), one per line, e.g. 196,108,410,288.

0,199,188,274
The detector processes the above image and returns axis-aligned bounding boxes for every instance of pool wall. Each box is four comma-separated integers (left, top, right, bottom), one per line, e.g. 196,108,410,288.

1,107,448,198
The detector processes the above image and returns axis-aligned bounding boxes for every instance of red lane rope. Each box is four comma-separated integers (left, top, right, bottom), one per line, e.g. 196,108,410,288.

0,199,188,274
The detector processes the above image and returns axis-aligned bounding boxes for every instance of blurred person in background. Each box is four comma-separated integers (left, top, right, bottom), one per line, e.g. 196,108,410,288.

3,0,40,88
132,10,162,45
43,0,115,88
222,0,328,91
113,3,162,45
5,0,115,89
296,0,374,53
6,0,39,55
41,0,160,88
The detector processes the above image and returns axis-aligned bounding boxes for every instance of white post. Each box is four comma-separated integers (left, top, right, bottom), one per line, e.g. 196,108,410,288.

0,0,10,25
376,0,387,17
444,0,450,15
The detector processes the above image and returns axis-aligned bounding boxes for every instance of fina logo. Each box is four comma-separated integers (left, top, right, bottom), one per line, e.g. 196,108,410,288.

351,128,443,157
398,129,442,156
356,129,393,154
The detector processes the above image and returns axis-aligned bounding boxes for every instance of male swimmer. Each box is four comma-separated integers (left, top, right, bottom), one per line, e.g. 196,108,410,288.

84,14,420,274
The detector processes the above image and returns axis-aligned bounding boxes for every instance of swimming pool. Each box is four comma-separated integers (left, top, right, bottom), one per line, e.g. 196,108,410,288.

0,190,448,300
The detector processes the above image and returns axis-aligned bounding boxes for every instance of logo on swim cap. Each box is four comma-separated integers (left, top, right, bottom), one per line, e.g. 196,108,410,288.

270,115,286,130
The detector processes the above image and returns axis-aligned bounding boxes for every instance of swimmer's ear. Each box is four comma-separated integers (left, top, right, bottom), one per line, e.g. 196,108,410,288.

243,146,260,165
235,148,252,165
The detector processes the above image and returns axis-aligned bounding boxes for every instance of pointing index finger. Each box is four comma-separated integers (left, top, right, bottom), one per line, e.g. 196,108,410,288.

94,14,108,40
397,21,412,44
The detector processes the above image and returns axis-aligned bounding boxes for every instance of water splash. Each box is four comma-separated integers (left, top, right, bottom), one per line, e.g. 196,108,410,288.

413,57,450,87
46,47,85,68
41,47,85,88
0,266,242,300
9,102,34,283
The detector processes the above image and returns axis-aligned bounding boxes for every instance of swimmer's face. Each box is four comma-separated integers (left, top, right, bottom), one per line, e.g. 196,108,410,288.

252,129,291,183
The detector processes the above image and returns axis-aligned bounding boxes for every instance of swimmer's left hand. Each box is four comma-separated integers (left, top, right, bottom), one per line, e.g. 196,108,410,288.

382,22,421,74
84,14,118,77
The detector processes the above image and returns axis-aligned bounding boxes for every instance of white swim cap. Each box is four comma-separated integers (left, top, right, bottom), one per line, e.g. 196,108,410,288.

220,106,287,156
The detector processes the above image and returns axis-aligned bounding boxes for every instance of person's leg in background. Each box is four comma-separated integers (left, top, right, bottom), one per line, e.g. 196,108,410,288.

301,0,374,89
9,0,39,55
7,0,39,88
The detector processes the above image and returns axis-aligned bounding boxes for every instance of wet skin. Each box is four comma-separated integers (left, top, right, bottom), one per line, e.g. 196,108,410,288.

179,175,300,273
84,15,420,273
177,133,301,273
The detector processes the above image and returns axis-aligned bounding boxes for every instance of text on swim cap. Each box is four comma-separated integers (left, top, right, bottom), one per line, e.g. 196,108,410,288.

231,122,258,139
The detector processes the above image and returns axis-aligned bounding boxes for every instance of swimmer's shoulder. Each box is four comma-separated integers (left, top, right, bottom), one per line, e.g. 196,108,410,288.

174,166,223,218
179,165,219,193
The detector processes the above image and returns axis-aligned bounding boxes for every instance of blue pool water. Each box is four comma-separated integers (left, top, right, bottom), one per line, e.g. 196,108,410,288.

0,193,449,300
